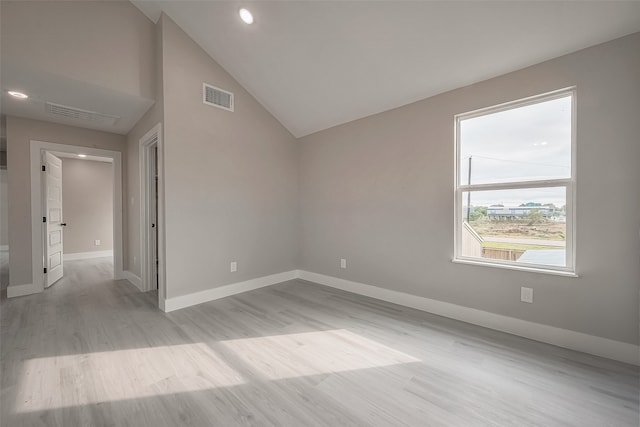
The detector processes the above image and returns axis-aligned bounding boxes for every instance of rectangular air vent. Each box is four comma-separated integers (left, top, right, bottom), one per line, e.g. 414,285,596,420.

203,83,234,112
45,102,120,126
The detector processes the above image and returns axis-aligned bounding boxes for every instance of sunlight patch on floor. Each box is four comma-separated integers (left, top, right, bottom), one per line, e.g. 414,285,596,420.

220,329,420,380
14,343,245,413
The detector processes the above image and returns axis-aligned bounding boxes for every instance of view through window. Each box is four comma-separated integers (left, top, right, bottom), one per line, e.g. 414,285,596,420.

455,90,575,272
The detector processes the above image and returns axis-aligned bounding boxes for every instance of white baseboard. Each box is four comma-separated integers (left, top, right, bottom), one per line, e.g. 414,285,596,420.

122,270,143,291
163,270,299,313
64,250,113,261
298,270,640,366
7,282,40,298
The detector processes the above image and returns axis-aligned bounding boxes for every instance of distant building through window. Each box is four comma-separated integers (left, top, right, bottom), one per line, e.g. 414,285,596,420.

454,88,575,274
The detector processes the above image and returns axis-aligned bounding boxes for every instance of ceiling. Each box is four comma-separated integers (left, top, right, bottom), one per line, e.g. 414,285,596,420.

1,64,154,135
51,151,113,164
132,1,640,138
2,2,639,139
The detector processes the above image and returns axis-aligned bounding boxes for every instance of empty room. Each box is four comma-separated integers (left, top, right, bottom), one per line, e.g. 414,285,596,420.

1,1,639,426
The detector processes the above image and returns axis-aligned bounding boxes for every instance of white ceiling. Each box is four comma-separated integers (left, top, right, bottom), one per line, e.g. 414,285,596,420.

132,0,640,137
1,64,154,135
52,151,113,164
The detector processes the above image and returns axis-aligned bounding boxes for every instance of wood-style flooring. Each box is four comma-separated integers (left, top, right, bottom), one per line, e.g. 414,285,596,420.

1,258,638,426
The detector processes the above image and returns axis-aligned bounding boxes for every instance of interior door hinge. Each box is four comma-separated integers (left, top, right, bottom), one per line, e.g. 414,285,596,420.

44,268,47,274
43,217,46,223
42,165,46,172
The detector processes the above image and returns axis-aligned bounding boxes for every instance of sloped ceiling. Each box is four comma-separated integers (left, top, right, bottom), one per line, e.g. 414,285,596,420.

132,1,640,137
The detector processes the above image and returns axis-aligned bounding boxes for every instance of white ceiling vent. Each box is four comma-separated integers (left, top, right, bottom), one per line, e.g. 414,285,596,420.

203,83,234,112
45,102,120,126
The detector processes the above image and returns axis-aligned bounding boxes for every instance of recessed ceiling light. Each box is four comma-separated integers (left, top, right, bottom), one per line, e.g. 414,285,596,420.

239,8,254,24
78,154,87,158
8,90,28,99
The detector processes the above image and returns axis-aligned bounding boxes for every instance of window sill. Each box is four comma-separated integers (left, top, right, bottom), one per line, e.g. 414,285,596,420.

452,258,578,278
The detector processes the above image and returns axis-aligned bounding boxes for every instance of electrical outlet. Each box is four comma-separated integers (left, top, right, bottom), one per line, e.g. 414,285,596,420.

521,286,534,304
230,261,237,273
340,258,347,269
94,239,101,246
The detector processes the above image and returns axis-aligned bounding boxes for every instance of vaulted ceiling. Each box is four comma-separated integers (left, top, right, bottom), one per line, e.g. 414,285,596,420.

132,1,640,137
2,2,639,138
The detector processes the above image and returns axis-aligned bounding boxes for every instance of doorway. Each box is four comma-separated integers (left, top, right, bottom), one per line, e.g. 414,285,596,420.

7,140,123,298
44,151,115,289
139,123,165,308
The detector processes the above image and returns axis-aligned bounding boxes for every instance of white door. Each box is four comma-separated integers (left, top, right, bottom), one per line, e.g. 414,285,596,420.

44,152,64,287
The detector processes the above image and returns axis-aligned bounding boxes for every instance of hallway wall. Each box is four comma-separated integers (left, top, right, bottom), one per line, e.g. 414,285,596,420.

61,157,114,255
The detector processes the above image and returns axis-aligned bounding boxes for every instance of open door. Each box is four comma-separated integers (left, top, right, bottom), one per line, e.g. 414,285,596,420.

44,152,64,287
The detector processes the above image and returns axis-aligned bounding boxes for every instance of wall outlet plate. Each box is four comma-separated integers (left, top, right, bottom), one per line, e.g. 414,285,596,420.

94,239,101,246
340,258,347,269
521,286,534,304
230,261,237,273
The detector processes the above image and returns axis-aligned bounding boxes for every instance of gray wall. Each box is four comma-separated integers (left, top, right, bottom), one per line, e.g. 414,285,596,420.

0,168,7,290
160,15,298,298
125,17,164,278
298,33,640,345
61,158,113,254
6,117,126,287
125,104,162,277
0,169,8,247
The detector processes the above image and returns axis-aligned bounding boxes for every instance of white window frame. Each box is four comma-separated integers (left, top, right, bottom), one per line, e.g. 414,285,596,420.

453,88,577,276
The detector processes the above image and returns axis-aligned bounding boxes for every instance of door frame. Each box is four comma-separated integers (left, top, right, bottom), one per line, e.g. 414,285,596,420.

24,140,123,295
139,123,166,307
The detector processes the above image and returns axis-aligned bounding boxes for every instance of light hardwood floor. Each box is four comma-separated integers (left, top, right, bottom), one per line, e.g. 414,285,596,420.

1,258,638,426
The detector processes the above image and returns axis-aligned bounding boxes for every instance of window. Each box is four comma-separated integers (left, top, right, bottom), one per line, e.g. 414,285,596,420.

454,89,575,274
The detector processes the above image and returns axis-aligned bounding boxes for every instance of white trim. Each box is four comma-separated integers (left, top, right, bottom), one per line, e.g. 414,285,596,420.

122,270,143,292
24,140,124,297
452,258,578,277
139,123,165,305
64,250,114,261
0,245,8,251
298,270,639,366
458,178,571,192
453,88,577,275
162,270,298,313
7,283,40,298
457,87,577,120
